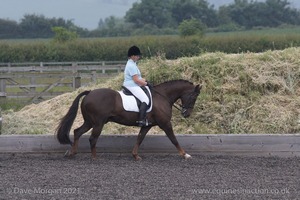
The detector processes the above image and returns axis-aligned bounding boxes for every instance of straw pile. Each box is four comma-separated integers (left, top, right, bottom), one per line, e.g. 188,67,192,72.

2,47,300,135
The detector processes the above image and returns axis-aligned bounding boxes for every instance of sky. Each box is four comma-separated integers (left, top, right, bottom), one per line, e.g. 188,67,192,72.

0,0,139,30
0,0,299,30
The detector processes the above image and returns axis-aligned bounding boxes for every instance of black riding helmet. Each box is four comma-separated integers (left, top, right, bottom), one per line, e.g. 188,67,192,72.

127,46,141,57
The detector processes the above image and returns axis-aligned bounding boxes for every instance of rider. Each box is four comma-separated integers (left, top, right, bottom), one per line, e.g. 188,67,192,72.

123,45,150,127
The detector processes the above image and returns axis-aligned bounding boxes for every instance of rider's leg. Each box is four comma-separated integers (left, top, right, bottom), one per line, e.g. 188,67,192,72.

125,86,150,127
137,102,149,127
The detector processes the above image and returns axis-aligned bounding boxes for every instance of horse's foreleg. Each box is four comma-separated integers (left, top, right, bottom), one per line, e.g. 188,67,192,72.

89,123,104,159
161,123,191,159
132,126,152,161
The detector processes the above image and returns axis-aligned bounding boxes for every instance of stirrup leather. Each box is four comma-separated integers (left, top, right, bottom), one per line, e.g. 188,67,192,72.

136,119,151,127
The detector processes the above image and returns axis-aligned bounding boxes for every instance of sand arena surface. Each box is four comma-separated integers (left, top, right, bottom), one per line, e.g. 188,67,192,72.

0,153,299,199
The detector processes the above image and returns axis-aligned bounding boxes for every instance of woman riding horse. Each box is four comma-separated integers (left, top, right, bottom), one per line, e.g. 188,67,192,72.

56,77,201,160
123,45,150,127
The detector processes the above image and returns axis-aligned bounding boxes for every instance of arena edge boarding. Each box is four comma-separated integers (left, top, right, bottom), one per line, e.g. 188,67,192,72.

0,134,300,156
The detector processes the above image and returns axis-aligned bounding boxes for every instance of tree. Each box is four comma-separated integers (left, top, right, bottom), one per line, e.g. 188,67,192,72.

96,16,133,37
223,0,300,29
52,27,78,43
171,0,218,27
19,14,53,38
18,14,86,38
0,19,20,38
125,0,218,31
178,18,206,37
125,0,174,28
265,0,300,26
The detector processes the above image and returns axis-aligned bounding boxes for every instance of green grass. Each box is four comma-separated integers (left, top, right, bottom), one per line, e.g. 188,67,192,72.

0,38,51,44
0,99,28,111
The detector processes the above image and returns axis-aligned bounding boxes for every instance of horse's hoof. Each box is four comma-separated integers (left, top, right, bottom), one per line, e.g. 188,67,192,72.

64,150,71,157
133,155,142,161
64,150,76,157
184,153,192,159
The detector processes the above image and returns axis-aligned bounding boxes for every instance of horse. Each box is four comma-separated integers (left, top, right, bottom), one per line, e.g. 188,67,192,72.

56,79,201,160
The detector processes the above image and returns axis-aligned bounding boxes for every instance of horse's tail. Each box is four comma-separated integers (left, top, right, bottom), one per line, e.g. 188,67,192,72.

56,90,90,145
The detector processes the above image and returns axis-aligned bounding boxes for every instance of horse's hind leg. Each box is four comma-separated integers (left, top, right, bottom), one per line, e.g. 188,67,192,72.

132,126,152,161
66,122,91,157
89,122,104,159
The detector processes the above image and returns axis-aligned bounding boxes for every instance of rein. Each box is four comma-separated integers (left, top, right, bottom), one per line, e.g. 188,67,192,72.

150,87,182,112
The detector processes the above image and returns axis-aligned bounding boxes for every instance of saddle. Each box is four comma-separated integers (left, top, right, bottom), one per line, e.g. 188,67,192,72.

118,86,152,113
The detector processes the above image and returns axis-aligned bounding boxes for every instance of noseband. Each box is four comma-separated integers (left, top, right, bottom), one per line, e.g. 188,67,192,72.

180,92,199,115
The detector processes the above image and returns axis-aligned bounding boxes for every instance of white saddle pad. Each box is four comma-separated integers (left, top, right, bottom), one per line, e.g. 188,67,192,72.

118,87,152,113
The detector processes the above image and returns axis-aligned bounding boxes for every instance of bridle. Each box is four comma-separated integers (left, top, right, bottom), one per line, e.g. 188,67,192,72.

180,91,199,116
150,86,198,114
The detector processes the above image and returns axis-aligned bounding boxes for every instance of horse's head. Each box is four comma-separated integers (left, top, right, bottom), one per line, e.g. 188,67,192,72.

180,84,202,118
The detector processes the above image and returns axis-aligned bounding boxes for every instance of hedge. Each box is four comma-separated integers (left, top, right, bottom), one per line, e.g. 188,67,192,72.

1,34,300,62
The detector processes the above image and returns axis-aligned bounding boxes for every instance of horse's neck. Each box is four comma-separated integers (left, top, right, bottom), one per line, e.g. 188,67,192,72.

156,85,186,104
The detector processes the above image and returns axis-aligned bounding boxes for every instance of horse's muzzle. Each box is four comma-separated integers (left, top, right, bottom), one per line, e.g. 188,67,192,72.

181,108,190,118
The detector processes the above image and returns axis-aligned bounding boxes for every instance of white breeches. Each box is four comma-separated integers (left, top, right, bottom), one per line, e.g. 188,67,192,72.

126,86,149,105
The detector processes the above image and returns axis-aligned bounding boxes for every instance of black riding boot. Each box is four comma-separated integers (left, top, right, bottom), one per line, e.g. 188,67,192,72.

137,102,150,127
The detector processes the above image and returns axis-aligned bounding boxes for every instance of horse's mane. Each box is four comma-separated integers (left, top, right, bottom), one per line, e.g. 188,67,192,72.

155,79,193,87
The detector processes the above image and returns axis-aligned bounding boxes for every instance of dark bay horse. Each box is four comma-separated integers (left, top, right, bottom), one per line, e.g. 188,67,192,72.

56,79,201,160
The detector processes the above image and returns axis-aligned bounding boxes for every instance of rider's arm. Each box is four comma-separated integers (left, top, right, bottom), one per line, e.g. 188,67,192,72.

132,74,147,86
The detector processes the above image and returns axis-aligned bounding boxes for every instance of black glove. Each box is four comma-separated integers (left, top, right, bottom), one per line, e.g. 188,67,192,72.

146,82,153,88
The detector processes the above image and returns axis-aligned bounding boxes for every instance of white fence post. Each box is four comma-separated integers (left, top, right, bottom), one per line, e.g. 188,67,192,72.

0,78,7,99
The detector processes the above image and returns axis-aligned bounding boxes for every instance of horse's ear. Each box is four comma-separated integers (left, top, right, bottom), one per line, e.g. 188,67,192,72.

195,84,202,93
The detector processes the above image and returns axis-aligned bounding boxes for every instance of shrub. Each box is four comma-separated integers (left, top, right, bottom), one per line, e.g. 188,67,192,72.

52,27,78,43
178,18,206,37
